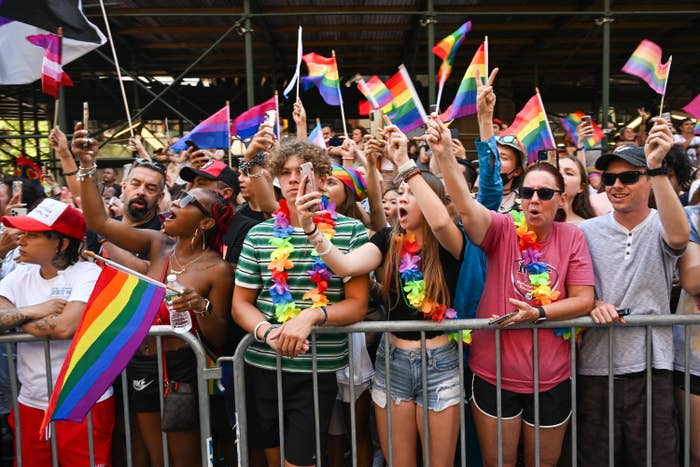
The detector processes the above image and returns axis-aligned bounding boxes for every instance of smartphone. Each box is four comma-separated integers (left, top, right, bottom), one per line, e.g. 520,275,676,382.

9,206,27,216
369,110,383,139
660,112,672,125
537,150,549,162
617,308,631,317
264,110,277,127
581,115,592,126
12,180,22,204
83,102,89,148
488,312,518,326
299,162,316,194
185,140,199,151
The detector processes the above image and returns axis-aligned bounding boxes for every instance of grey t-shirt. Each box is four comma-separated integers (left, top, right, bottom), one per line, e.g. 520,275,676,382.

578,210,684,375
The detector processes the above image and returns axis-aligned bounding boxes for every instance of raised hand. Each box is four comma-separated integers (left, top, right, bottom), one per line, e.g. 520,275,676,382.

189,149,215,168
295,173,323,232
476,68,499,118
70,122,99,167
383,125,409,167
292,99,307,127
48,127,70,156
644,117,674,169
244,123,275,160
425,115,452,158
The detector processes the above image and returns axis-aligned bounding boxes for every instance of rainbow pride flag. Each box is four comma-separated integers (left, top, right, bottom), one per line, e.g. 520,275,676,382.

386,65,428,134
301,52,341,106
433,21,471,87
357,76,394,115
559,111,604,149
440,41,487,121
695,120,700,136
231,96,277,140
622,39,671,95
172,104,230,151
503,92,556,163
41,266,165,428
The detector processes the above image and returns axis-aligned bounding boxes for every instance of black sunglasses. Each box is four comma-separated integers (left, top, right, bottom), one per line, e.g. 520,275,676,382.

602,171,645,186
176,191,211,217
520,187,562,201
133,158,165,174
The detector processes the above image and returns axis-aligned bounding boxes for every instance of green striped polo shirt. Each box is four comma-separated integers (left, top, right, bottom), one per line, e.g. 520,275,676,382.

235,214,368,372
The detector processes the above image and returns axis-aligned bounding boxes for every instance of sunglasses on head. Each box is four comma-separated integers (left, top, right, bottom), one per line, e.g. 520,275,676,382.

175,191,211,217
133,158,165,174
496,135,517,144
601,171,645,186
520,187,562,200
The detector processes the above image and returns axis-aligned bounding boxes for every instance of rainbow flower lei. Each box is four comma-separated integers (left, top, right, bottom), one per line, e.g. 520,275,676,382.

268,198,336,323
511,211,580,341
398,233,471,344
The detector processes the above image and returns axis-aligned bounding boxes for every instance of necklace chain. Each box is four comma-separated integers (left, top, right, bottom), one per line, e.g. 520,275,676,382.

170,249,207,275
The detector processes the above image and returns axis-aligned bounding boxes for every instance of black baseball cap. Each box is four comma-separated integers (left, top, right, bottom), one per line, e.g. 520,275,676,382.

595,145,647,171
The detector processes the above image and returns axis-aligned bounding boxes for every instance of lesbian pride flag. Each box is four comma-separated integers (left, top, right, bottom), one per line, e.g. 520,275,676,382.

386,65,428,134
440,41,487,121
622,39,671,95
172,104,230,151
230,96,278,140
301,52,341,106
503,91,556,163
559,112,604,149
27,33,73,98
41,266,165,429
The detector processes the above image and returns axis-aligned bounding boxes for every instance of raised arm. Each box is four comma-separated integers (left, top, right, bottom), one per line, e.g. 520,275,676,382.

645,118,690,250
72,123,160,257
49,127,81,198
242,123,279,214
361,139,388,230
293,98,308,141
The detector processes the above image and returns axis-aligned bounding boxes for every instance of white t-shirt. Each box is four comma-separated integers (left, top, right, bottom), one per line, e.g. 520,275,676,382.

673,134,700,168
0,261,113,409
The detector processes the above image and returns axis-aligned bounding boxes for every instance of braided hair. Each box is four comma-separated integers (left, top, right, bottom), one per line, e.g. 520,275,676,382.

201,191,234,254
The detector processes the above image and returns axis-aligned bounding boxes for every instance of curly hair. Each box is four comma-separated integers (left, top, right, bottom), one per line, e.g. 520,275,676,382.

268,141,331,178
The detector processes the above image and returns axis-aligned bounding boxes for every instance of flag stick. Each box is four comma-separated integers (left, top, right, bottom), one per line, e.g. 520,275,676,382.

274,91,281,139
98,0,134,137
296,26,302,101
435,75,445,114
225,100,232,166
332,50,349,140
164,117,169,146
84,251,180,293
53,27,64,129
484,36,489,80
659,56,672,115
535,87,557,151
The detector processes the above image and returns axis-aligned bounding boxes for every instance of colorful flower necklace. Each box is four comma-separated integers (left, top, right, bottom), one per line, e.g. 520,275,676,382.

397,233,471,344
268,198,337,323
511,211,580,341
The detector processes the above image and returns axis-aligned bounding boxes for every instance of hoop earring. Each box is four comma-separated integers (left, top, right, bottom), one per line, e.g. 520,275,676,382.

201,229,207,251
191,226,200,250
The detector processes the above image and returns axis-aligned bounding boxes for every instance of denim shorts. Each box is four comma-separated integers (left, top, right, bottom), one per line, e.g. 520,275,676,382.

371,337,462,412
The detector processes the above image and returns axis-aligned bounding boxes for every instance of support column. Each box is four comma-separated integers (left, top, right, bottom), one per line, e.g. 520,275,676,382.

244,0,255,107
601,0,611,136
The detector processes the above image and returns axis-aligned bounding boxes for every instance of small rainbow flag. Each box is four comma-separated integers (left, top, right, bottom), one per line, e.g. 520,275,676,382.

440,41,487,121
357,76,394,115
301,52,341,106
230,96,277,140
503,91,557,163
433,21,472,87
386,65,428,134
622,39,671,95
172,104,230,151
695,120,700,136
559,111,604,149
41,266,165,429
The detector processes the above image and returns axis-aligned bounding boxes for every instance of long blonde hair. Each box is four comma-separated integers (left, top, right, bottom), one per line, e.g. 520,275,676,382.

383,172,451,312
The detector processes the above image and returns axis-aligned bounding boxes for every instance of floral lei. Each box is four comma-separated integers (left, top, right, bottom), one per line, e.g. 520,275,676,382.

268,198,337,323
398,233,471,344
511,211,580,341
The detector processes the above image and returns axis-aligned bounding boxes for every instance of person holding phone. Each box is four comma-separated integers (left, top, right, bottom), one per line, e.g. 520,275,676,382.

430,69,595,467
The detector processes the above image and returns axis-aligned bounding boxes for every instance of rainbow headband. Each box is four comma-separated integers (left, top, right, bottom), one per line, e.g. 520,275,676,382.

331,164,367,201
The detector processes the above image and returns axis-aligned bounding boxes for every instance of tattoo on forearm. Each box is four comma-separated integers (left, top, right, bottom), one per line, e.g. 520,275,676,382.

0,309,28,330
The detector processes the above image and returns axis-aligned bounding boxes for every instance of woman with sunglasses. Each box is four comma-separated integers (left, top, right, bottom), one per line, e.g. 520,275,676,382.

72,125,234,467
429,70,595,467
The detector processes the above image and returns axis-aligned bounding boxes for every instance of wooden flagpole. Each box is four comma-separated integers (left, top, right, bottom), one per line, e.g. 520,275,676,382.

659,56,672,115
332,50,349,140
53,27,64,129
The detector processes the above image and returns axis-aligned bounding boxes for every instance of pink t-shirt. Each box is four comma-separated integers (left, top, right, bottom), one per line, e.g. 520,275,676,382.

469,211,594,393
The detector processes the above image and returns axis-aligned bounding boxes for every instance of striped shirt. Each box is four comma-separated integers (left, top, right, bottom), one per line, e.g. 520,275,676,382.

235,214,368,372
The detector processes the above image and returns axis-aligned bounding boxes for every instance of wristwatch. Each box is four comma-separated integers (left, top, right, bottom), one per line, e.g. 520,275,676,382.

534,306,547,324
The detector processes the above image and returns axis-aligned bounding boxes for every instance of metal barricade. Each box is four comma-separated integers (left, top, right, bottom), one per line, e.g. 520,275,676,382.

0,325,218,467
230,315,700,467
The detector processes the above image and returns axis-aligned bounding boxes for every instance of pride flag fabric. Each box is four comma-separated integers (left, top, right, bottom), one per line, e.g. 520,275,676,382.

622,39,671,95
41,266,165,428
503,92,557,163
386,65,428,134
301,52,341,106
440,42,487,121
683,93,700,119
433,21,471,86
559,112,604,149
357,76,394,115
230,96,277,140
695,121,700,136
172,104,230,151
27,33,72,98
308,121,326,149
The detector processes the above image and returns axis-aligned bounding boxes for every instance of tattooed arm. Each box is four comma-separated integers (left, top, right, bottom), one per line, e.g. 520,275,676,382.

0,296,67,332
21,300,82,339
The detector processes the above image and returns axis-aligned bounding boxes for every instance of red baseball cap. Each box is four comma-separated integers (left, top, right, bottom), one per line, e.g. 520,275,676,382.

1,198,86,240
180,160,240,195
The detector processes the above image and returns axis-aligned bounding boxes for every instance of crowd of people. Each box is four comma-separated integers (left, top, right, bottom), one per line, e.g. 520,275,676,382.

0,68,698,467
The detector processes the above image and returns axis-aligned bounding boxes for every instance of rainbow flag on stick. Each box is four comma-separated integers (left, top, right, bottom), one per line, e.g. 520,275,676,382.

41,264,166,430
622,39,671,95
386,65,428,134
301,52,342,106
357,76,394,115
559,111,604,149
440,39,487,122
695,121,700,136
503,90,557,163
433,20,471,110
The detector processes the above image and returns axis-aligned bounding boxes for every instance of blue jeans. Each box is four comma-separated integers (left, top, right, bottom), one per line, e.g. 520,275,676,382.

0,345,16,415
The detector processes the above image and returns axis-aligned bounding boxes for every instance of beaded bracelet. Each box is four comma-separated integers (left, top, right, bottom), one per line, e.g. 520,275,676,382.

77,163,97,181
239,152,266,173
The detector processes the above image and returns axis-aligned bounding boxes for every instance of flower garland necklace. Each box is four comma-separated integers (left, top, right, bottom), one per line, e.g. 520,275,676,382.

511,211,579,341
397,233,471,344
268,198,337,323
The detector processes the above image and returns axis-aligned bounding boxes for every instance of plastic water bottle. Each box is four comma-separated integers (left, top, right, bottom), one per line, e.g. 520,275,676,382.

50,271,72,299
165,274,191,333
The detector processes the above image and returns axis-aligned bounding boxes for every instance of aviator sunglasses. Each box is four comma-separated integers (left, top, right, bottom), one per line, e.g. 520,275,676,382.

519,187,562,201
601,171,645,186
175,191,211,217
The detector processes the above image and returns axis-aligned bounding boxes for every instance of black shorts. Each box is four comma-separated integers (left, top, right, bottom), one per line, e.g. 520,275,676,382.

471,374,571,427
245,364,338,466
673,370,700,396
126,348,197,413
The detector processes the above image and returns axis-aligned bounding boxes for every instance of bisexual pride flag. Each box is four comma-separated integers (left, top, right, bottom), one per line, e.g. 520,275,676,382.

230,96,278,140
172,104,230,151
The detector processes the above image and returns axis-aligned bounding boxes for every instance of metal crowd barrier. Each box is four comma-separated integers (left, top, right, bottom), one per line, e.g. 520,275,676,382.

0,325,218,467
231,315,700,467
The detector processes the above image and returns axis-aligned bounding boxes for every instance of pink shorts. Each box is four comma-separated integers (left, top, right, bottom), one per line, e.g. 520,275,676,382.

8,397,115,467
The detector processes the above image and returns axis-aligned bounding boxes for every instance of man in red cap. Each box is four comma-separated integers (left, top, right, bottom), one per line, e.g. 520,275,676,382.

0,198,114,466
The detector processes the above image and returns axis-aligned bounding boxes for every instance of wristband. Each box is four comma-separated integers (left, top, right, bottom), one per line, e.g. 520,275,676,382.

62,168,79,177
318,306,328,326
253,320,269,342
646,167,668,177
304,224,318,236
239,152,266,173
397,158,417,174
263,325,277,344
